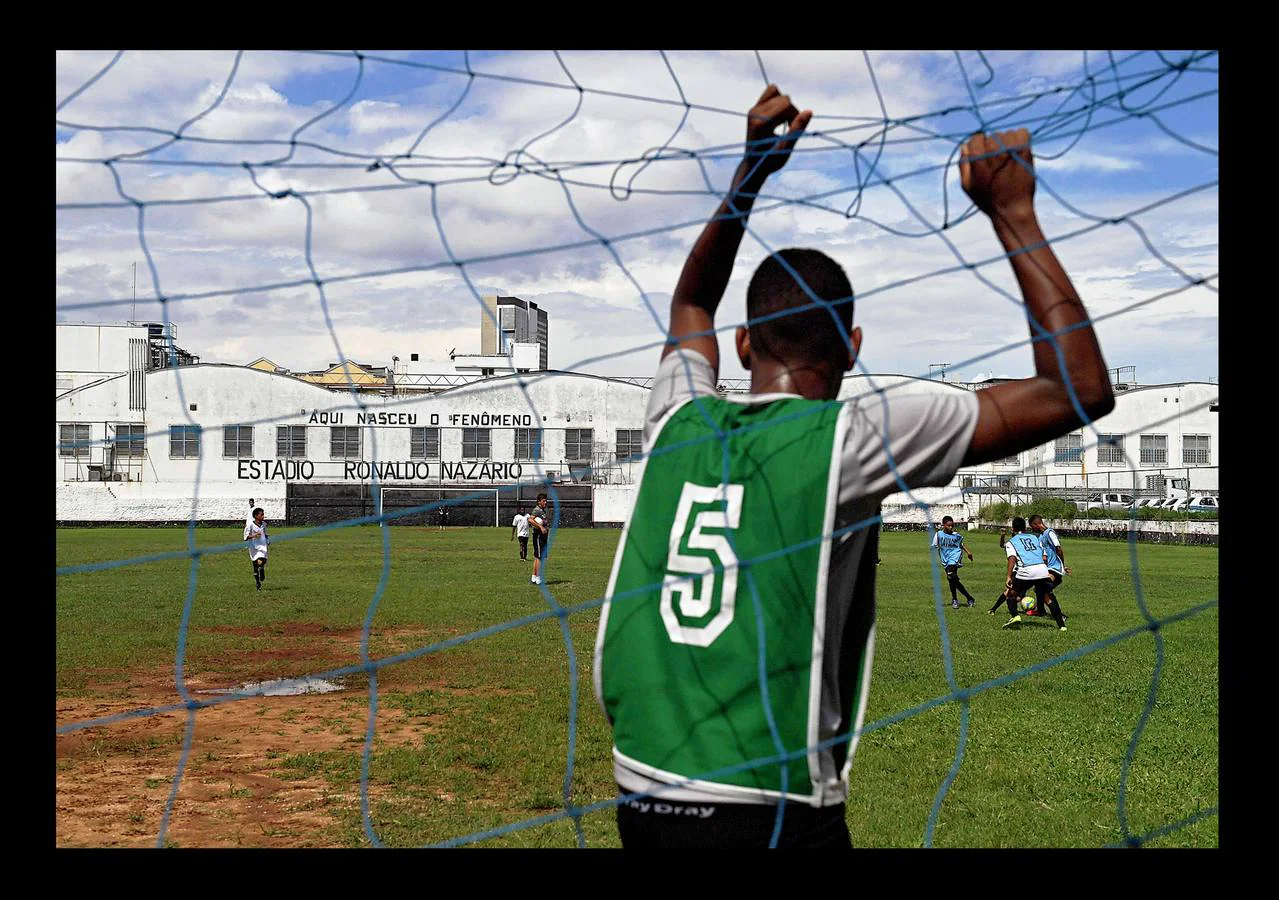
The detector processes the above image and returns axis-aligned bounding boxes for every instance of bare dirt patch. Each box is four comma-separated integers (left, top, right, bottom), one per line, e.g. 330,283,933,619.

56,625,453,848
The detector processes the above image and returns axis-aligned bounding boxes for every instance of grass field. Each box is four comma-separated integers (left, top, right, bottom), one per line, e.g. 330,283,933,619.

55,524,1218,848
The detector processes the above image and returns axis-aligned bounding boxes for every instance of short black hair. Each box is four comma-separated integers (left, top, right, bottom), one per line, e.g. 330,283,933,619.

1012,516,1026,532
746,248,854,366
536,492,547,502
1029,514,1044,525
253,507,264,517
941,516,954,525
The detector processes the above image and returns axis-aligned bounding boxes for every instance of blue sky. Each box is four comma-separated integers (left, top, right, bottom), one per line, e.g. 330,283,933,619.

56,50,1218,386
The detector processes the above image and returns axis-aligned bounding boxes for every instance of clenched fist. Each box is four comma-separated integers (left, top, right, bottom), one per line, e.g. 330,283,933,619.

960,129,1035,220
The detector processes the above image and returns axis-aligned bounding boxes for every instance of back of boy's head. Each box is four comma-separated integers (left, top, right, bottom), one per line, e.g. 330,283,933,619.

1012,516,1026,533
746,248,854,368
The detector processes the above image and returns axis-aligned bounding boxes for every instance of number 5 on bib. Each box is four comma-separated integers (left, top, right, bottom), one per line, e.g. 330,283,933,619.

660,482,745,647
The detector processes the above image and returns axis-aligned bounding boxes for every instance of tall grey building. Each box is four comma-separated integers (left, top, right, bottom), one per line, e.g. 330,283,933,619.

481,296,548,370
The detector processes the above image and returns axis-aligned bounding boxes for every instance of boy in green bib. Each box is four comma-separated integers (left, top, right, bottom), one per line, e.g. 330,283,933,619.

594,84,1116,848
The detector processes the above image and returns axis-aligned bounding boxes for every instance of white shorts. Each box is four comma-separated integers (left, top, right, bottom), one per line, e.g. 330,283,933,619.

250,548,268,562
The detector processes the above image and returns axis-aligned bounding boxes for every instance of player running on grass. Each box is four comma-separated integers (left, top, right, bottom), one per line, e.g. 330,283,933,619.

933,515,976,608
990,525,1023,614
594,84,1113,848
244,498,269,591
511,505,529,561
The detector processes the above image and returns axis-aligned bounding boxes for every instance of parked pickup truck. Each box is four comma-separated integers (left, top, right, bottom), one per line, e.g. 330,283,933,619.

1078,492,1135,512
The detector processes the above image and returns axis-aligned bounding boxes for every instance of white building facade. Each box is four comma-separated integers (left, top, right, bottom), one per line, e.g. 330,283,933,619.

56,332,1219,525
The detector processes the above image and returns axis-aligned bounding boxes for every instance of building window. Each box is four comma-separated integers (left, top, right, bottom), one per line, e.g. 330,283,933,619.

993,452,1020,467
277,426,307,458
112,424,146,458
410,427,440,459
616,429,643,461
1182,434,1211,465
514,427,542,461
169,425,201,459
1139,434,1167,466
222,424,254,459
59,423,91,459
1054,433,1083,465
330,426,362,459
565,428,593,461
462,428,491,459
1097,434,1125,466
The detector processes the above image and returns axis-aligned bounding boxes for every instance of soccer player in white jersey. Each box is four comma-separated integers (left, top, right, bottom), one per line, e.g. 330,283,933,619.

932,515,976,608
594,85,1114,848
511,506,530,561
244,499,269,591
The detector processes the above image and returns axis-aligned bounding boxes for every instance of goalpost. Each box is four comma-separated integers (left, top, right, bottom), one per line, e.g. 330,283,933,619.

378,486,501,529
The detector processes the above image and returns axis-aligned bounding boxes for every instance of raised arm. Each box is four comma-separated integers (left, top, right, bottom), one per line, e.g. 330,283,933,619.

661,85,812,373
959,130,1115,467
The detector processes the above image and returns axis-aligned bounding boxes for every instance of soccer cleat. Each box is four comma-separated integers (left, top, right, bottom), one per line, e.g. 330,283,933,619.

951,602,959,609
966,600,975,608
1002,615,1021,630
256,581,262,591
1059,626,1067,632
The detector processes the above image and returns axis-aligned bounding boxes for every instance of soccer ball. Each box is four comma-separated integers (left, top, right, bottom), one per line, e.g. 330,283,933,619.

1018,596,1036,614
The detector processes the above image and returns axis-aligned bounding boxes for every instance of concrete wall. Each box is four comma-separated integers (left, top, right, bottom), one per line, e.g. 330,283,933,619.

56,481,286,523
969,518,1218,545
57,323,149,374
594,484,637,525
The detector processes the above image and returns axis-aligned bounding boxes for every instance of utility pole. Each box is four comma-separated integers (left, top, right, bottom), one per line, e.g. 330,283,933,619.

929,363,949,382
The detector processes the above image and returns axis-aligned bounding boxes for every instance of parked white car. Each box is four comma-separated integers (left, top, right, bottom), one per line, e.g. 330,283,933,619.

1079,492,1135,512
1186,495,1219,513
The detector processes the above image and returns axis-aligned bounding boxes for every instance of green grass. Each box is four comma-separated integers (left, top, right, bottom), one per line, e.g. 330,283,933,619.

56,525,1217,848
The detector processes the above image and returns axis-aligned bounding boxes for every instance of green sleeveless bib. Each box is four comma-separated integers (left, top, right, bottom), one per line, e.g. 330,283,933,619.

596,394,846,800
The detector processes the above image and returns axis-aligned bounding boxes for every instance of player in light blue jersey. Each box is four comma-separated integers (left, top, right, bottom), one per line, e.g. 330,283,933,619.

1030,514,1070,622
932,516,976,608
1001,516,1066,630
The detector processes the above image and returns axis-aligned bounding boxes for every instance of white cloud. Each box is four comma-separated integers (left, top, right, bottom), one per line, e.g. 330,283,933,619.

56,50,1218,386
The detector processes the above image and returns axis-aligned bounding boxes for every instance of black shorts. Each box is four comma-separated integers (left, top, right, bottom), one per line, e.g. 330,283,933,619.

944,564,962,578
1013,578,1054,601
518,535,528,551
1049,571,1063,587
531,531,547,559
616,797,852,850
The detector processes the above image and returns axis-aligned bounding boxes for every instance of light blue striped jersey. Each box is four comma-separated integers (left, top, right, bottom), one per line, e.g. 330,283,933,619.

1008,531,1047,575
932,529,966,567
1040,528,1063,573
